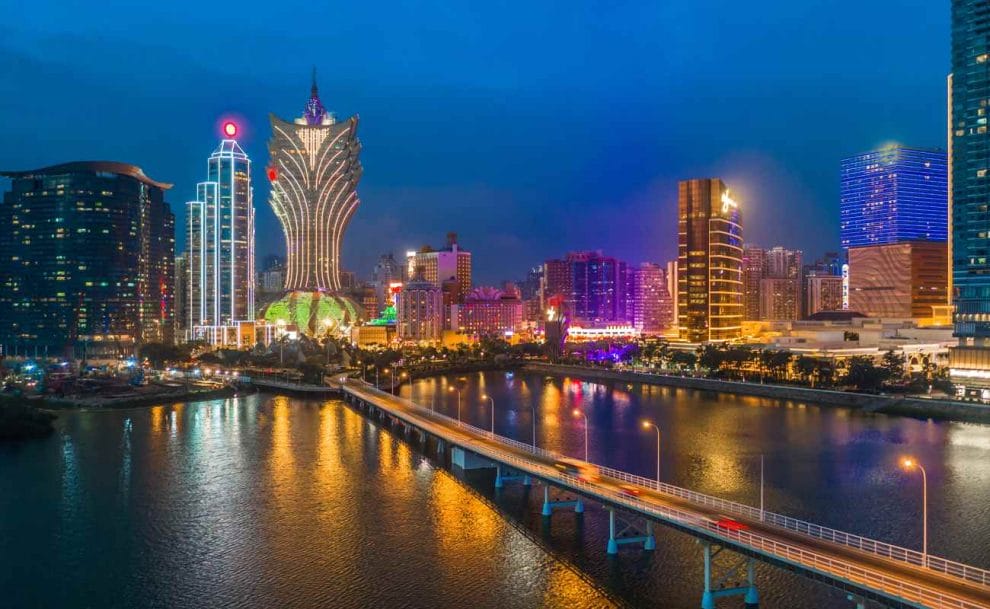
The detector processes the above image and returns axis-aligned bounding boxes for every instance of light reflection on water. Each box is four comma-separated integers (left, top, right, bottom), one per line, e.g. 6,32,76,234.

0,393,616,609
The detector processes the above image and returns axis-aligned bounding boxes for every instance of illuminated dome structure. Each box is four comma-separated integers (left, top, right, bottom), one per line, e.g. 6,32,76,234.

261,291,363,337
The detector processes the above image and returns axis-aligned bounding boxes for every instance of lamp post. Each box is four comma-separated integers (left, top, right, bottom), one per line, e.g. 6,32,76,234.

483,394,495,435
641,420,661,486
449,387,461,423
572,409,589,462
901,456,929,568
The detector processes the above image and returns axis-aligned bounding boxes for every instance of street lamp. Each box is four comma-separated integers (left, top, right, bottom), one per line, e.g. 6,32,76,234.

641,420,661,486
572,409,589,462
900,456,929,568
449,386,461,423
483,393,495,435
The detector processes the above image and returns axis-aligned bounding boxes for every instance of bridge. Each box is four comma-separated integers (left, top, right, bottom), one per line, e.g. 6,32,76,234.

341,379,990,609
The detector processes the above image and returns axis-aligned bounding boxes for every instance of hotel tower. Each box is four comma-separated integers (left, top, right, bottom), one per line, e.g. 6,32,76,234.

267,73,363,292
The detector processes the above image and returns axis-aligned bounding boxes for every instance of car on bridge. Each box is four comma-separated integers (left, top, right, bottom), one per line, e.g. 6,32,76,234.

553,458,600,482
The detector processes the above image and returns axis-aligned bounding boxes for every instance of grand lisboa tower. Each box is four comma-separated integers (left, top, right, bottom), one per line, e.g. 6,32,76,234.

263,73,364,336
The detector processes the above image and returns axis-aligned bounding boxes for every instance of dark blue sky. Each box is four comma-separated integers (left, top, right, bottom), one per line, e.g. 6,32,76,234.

0,1,949,284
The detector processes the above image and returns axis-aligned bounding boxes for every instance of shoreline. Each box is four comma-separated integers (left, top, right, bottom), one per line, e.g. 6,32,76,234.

35,385,243,412
522,362,990,425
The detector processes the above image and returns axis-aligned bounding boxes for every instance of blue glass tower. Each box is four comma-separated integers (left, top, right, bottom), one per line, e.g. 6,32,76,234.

839,145,948,249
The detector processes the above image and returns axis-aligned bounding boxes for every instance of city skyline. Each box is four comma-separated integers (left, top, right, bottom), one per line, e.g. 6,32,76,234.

0,0,949,284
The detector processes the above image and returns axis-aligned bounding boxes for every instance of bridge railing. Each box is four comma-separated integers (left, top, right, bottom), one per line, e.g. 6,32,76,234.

350,382,990,589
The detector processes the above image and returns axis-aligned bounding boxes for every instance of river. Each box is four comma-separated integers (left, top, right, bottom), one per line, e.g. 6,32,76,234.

2,369,988,608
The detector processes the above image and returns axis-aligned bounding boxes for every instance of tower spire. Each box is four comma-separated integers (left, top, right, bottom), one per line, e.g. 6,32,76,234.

311,66,318,98
303,66,327,125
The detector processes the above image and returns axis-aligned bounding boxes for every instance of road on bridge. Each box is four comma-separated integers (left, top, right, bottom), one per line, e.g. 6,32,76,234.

344,380,990,609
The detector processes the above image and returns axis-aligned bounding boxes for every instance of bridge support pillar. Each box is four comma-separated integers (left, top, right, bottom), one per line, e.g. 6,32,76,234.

698,541,758,609
541,485,583,517
495,465,531,489
606,509,655,554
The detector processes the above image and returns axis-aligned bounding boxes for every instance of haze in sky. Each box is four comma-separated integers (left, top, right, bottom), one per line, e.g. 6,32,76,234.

0,0,949,283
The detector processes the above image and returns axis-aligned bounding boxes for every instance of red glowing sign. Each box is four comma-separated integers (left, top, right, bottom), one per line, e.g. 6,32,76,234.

223,121,238,138
266,166,278,182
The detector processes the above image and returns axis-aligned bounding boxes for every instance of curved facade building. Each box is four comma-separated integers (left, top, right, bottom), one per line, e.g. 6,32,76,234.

0,162,174,354
267,75,362,292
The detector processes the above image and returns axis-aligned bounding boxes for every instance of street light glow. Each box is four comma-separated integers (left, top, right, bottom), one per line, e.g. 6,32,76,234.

901,457,917,470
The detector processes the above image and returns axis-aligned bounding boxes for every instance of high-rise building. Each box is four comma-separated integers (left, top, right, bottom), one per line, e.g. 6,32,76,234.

408,232,472,303
0,162,174,355
840,145,948,249
258,256,286,294
759,246,802,321
677,179,743,342
187,122,255,339
267,73,362,291
742,246,766,321
542,258,572,316
848,241,948,319
805,273,844,316
174,253,188,341
950,1,990,392
396,268,443,343
568,251,627,324
626,262,672,333
666,260,678,328
802,252,843,317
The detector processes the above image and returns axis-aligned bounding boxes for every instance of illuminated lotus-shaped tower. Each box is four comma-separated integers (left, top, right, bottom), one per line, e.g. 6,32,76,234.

267,71,362,291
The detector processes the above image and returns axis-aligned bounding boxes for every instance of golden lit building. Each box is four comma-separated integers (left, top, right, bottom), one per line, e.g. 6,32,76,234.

848,241,948,319
677,178,744,342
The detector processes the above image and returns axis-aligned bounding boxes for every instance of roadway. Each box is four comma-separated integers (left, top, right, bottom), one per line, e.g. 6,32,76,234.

343,379,990,609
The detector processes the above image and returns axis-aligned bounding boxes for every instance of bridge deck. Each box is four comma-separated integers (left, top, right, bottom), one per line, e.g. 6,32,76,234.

343,380,990,609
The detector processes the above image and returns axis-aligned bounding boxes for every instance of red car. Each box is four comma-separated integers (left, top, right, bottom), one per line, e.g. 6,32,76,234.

713,516,749,532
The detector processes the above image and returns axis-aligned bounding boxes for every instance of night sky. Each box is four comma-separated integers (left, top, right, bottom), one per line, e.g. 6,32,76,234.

0,1,949,284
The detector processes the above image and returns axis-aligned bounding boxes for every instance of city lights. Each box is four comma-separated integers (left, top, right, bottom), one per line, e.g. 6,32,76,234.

223,121,238,138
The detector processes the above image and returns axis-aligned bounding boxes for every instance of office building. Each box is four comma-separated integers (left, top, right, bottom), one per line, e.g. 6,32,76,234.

568,251,627,324
802,252,843,317
840,145,948,249
396,268,443,343
666,260,678,328
848,241,948,319
0,162,174,355
174,253,188,341
187,122,255,342
267,73,362,291
407,232,472,302
542,258,572,316
677,179,743,342
258,256,286,294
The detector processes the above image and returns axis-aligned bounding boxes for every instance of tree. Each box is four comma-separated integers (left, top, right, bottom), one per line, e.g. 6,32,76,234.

880,350,906,381
698,345,725,374
843,356,889,393
794,355,817,386
670,350,697,371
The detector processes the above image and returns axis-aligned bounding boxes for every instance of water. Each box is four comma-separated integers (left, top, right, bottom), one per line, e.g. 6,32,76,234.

3,372,989,609
0,395,614,609
399,371,990,607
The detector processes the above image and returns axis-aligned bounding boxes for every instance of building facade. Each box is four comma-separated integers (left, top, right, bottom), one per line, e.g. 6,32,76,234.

848,241,948,319
840,145,948,249
950,0,990,391
396,270,443,343
742,246,765,321
677,179,744,342
627,262,672,333
267,74,362,291
759,246,803,321
0,162,174,355
805,273,844,316
569,251,627,324
187,128,255,338
451,286,523,337
407,233,472,303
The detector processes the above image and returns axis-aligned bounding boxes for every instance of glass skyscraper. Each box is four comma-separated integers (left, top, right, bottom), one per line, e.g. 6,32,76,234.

949,0,990,392
187,126,255,337
0,162,174,355
839,145,948,249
